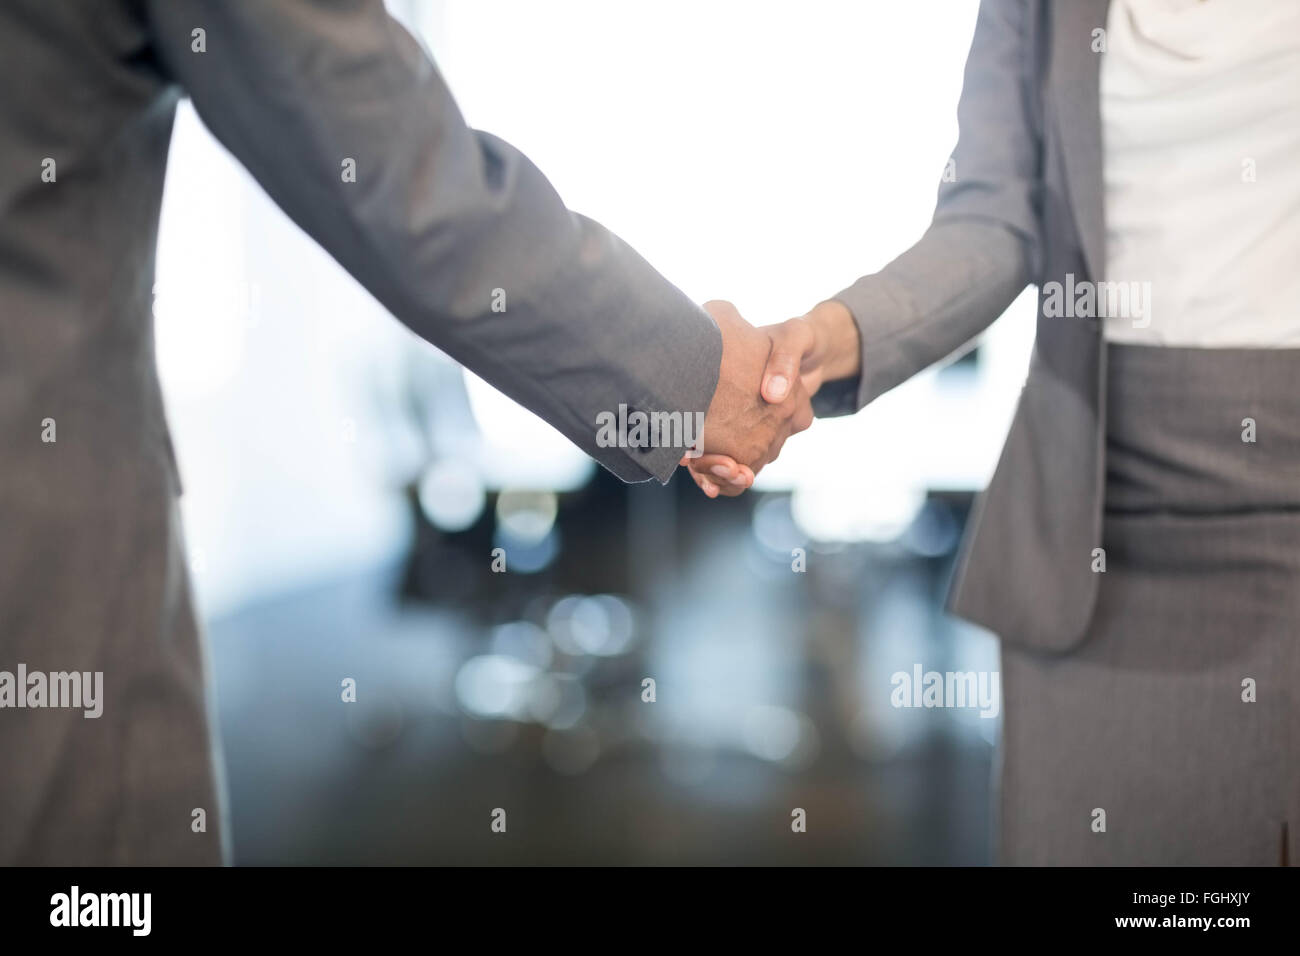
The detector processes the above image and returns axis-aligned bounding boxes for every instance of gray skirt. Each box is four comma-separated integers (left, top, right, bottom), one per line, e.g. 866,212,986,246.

998,343,1300,865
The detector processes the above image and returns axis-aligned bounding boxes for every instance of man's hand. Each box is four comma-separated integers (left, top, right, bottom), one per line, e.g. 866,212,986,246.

684,299,861,497
681,300,815,497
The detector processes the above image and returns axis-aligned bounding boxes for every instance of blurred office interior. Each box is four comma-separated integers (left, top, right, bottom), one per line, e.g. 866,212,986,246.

155,0,1034,863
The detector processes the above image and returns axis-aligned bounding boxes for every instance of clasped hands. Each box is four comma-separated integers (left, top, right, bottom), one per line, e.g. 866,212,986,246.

681,298,860,497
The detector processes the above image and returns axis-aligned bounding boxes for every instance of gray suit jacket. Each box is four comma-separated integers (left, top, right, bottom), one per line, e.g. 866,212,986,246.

0,0,722,864
1,0,723,489
819,0,1111,654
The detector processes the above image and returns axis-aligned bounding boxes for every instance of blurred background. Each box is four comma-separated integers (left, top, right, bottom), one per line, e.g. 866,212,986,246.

154,0,1036,864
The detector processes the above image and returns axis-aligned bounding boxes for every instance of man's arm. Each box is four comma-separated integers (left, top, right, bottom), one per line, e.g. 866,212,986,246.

144,0,731,482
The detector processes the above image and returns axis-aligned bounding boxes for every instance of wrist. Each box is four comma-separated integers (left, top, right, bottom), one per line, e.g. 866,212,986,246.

807,299,862,382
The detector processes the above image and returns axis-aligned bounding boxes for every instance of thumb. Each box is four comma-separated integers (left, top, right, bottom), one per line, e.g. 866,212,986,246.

761,318,815,404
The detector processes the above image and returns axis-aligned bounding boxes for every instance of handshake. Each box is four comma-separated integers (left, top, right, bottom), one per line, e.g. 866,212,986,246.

680,298,861,496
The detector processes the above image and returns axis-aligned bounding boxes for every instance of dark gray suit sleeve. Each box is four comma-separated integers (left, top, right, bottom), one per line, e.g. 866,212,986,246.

814,0,1041,417
142,0,720,483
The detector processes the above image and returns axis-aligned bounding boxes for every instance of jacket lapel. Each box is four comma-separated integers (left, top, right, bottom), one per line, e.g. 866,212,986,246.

1049,0,1110,282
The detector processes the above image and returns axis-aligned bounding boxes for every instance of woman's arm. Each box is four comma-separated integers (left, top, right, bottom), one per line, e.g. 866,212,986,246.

686,0,1044,495
815,0,1045,413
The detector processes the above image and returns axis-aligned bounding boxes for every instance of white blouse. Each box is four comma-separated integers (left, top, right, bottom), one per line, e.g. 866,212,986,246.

1100,0,1300,346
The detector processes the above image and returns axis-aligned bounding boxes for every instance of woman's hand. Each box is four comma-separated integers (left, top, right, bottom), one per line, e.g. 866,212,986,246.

760,299,862,403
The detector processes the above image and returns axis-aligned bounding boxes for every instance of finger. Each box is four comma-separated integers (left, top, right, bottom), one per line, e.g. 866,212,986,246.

688,461,728,498
790,389,815,434
712,479,749,497
762,318,816,404
754,420,794,471
689,453,750,487
799,366,827,396
706,460,753,496
691,465,747,497
763,432,789,470
690,453,739,479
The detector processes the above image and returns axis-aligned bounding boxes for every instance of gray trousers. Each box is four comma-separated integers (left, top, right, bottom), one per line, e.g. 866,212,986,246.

998,344,1300,865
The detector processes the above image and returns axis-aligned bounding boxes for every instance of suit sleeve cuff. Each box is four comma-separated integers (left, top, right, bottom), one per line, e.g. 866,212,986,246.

807,281,897,418
594,314,722,485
